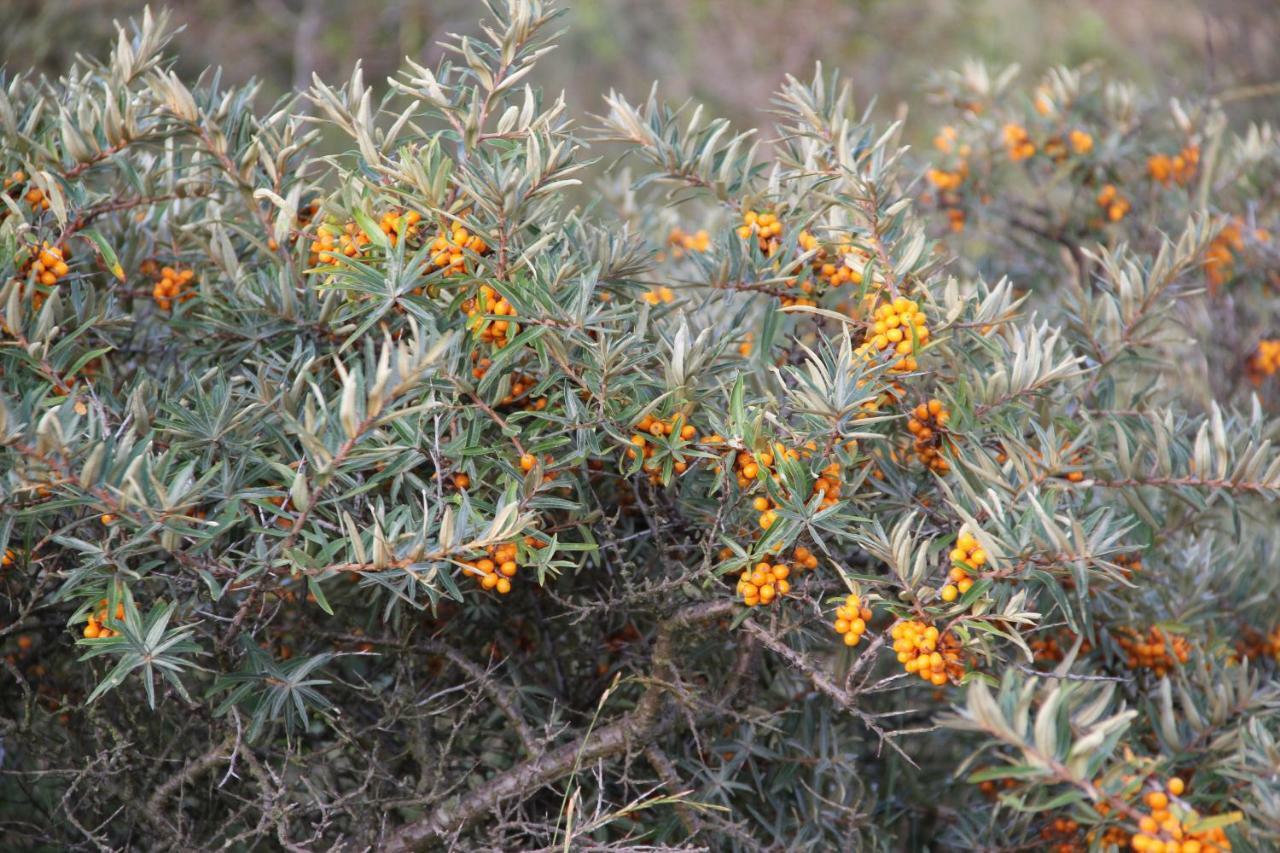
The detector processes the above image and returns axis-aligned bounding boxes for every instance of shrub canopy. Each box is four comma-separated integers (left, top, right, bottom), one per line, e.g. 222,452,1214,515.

1,3,1279,850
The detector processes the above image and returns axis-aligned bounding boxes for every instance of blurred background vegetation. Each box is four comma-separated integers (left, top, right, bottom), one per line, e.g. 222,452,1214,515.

4,0,1277,144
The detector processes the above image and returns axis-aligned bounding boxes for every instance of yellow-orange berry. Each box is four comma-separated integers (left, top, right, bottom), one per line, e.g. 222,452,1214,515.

906,398,952,473
738,209,783,256
890,619,964,684
464,540,526,595
857,300,929,373
833,593,873,646
1002,123,1035,161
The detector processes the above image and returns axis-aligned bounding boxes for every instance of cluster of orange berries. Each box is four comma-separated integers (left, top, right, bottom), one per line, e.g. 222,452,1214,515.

378,208,422,245
928,127,971,232
1042,129,1095,160
1092,825,1132,849
775,232,868,307
1,548,14,569
10,242,72,312
463,541,521,594
1205,221,1244,290
642,285,675,305
1148,146,1200,186
942,530,984,602
1038,816,1083,853
1116,627,1191,677
429,219,489,276
140,261,196,311
1203,219,1270,291
924,153,970,233
305,208,424,270
927,165,967,192
907,398,952,474
5,171,50,211
311,220,372,265
977,775,1018,798
1246,340,1280,384
810,459,844,510
737,209,783,256
268,200,321,253
1031,632,1067,662
1115,553,1143,578
468,353,496,381
1068,129,1094,155
1037,808,1131,852
798,230,868,288
666,226,710,257
1234,624,1280,663
736,558,793,606
496,373,548,410
28,242,70,289
1002,123,1036,161
728,440,855,519
750,494,781,530
462,284,518,348
1131,778,1232,852
857,297,930,372
793,544,820,572
1097,184,1132,222
83,599,124,639
832,593,873,646
733,444,790,489
627,412,697,481
1033,629,1094,661
733,444,800,528
932,125,972,156
890,620,964,685
732,545,816,605
778,279,818,308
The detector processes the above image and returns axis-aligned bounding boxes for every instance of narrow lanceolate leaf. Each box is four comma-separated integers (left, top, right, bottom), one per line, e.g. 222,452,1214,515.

81,228,126,280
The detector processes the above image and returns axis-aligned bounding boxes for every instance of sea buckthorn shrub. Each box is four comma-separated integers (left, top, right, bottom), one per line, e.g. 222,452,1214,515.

1,4,1279,850
922,63,1280,409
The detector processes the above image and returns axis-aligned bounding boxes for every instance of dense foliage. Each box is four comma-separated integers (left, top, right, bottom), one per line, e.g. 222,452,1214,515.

2,4,1278,850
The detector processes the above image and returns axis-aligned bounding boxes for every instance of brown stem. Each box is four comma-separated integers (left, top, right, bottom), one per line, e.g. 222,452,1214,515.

742,619,920,767
418,639,544,759
383,599,737,851
145,734,237,821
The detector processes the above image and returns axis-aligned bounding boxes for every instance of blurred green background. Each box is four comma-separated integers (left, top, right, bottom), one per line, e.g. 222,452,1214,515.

4,0,1277,140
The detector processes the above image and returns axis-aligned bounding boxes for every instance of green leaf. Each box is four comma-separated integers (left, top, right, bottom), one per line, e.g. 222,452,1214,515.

352,208,389,250
81,228,125,280
966,764,1047,783
307,574,335,616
